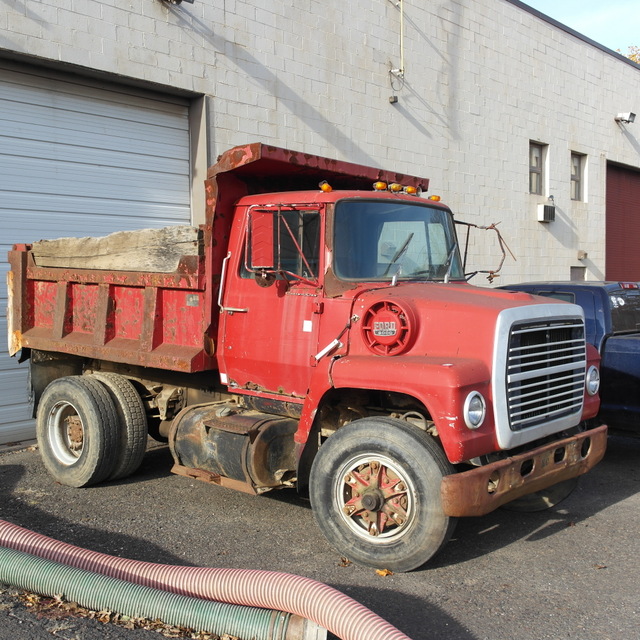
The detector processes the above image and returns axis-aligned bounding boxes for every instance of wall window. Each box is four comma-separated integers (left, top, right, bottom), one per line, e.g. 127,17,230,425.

571,152,585,201
570,266,586,281
529,142,546,195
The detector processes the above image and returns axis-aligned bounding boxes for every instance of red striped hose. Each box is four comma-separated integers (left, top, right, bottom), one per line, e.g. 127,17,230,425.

0,519,412,640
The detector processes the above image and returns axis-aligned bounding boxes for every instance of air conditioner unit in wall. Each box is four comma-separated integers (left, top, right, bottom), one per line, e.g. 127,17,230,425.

537,204,555,222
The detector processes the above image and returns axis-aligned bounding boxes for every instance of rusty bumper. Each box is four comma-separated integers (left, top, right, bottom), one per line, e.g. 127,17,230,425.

441,424,608,517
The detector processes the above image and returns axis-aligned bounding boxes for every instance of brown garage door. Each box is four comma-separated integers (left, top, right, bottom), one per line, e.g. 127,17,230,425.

606,163,640,280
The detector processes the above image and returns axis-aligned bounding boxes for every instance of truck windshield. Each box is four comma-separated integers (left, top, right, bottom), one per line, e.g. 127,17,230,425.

333,199,463,282
610,288,640,333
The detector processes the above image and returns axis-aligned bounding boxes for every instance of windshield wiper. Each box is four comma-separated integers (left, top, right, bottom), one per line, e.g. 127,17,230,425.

443,245,457,283
410,245,458,282
383,233,414,276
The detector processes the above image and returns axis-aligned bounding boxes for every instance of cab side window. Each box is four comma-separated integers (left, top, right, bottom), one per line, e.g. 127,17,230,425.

279,210,320,279
242,209,320,281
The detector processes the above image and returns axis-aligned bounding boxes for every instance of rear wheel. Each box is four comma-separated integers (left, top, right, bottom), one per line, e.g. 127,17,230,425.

91,373,148,480
309,417,456,572
36,376,120,487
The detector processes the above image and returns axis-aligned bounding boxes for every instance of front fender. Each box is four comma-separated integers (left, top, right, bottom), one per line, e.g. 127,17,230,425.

329,355,497,463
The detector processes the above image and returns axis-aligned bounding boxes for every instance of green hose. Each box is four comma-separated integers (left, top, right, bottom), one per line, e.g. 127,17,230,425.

0,546,294,640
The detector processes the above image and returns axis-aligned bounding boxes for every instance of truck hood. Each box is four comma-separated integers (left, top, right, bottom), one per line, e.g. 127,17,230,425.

348,282,580,362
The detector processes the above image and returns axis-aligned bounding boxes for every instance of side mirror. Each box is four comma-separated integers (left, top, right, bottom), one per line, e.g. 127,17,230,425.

249,210,275,270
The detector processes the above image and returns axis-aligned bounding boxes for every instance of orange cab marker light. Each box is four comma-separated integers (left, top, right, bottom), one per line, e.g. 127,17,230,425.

389,183,403,192
428,195,441,202
319,180,333,192
373,181,387,191
403,185,420,195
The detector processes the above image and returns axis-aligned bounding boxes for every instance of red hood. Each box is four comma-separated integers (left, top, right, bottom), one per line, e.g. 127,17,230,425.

349,281,567,361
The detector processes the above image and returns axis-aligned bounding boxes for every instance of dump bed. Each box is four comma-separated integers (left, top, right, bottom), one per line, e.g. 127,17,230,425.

7,225,217,373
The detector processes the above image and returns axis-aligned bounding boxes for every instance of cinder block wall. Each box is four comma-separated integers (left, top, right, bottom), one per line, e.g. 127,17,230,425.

3,0,639,283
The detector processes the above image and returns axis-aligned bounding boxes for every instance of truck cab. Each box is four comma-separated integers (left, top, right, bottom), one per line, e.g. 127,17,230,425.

218,188,462,397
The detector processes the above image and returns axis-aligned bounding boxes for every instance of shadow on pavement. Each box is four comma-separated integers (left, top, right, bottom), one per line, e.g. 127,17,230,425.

429,434,640,569
0,444,191,566
3,434,637,640
0,444,475,640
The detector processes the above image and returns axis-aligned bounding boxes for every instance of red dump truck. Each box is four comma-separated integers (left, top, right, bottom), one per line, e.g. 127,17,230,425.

7,143,606,572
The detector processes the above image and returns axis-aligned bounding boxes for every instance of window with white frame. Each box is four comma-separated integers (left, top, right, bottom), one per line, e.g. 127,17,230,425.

571,152,585,201
529,142,546,195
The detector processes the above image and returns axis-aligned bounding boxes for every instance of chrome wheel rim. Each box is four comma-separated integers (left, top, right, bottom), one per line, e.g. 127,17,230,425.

333,453,416,543
47,400,84,465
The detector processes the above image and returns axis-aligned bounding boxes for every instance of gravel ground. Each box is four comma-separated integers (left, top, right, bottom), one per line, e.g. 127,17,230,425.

0,433,638,640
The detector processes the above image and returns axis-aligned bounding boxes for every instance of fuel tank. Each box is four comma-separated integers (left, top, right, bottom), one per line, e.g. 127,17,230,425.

169,403,298,494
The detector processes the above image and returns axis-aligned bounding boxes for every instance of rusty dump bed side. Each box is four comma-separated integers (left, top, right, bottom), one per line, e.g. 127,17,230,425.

7,226,217,373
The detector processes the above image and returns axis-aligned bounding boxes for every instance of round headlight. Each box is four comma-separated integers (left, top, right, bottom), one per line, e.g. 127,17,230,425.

586,365,600,396
463,391,486,429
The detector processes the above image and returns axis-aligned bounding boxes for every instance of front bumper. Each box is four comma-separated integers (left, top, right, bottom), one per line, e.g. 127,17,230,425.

440,424,607,517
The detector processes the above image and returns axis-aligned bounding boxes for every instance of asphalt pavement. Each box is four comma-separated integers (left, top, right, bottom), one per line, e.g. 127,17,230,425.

1,433,638,640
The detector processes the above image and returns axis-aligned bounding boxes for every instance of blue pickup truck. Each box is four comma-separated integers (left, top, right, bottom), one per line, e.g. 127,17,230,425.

502,281,640,436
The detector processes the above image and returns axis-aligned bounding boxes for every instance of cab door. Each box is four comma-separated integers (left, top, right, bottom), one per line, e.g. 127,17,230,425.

219,205,323,398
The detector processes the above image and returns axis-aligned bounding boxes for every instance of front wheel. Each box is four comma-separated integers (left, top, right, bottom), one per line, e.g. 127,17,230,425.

309,418,456,573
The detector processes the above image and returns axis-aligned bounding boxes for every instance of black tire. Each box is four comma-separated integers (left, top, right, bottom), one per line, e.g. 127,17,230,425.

501,477,580,512
91,373,148,480
36,376,120,487
309,417,456,573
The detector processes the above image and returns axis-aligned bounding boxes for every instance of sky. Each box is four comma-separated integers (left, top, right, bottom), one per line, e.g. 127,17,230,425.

521,0,638,54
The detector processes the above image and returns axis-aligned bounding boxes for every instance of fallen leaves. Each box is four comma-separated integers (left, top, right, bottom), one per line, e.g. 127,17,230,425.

15,589,226,638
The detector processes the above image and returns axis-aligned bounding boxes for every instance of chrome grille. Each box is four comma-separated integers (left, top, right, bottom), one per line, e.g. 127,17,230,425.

506,319,585,431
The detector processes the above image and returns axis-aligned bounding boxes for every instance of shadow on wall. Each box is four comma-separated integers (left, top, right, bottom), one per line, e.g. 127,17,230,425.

165,3,385,166
539,205,606,280
618,123,640,156
164,2,470,165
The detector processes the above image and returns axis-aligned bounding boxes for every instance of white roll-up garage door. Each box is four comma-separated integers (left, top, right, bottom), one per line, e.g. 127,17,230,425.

0,60,192,444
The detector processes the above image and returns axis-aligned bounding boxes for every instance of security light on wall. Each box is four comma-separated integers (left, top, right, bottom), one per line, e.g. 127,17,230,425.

615,112,636,124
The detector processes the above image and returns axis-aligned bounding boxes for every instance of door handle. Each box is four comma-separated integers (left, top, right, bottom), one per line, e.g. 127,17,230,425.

218,252,248,313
